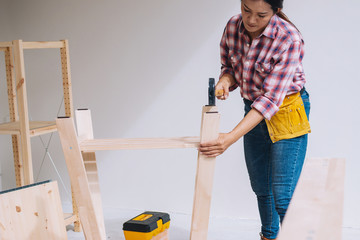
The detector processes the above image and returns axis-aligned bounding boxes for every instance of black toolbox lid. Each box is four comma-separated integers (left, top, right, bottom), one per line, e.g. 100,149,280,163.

123,211,170,233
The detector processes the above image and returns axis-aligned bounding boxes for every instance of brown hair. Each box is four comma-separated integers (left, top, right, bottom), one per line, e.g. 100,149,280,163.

262,0,300,31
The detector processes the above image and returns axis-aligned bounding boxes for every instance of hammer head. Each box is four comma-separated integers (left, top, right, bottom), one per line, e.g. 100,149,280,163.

208,78,215,106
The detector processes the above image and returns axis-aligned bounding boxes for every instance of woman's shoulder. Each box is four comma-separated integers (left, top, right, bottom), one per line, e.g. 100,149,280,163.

274,15,304,44
226,14,242,26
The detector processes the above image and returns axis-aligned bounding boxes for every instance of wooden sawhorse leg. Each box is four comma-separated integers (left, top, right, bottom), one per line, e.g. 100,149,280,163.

75,109,106,236
57,105,220,240
190,106,220,240
57,117,106,240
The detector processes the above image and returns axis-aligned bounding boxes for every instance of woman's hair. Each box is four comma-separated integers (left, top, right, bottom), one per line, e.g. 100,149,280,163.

262,0,299,32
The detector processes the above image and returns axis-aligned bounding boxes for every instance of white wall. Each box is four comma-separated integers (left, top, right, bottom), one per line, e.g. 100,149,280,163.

0,0,359,229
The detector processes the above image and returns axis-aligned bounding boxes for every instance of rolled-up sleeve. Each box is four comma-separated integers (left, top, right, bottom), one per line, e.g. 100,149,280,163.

219,26,238,91
251,41,303,120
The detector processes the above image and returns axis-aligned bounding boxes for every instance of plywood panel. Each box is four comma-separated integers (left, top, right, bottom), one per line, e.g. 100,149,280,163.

0,181,67,240
277,158,346,240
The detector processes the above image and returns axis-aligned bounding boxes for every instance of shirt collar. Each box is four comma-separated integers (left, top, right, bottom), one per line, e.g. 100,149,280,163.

239,14,278,40
261,14,278,39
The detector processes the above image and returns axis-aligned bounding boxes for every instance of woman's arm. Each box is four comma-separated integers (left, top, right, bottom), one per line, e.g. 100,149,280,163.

199,108,263,157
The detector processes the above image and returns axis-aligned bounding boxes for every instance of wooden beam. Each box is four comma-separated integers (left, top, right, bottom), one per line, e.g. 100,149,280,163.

190,106,220,240
4,46,24,187
277,158,346,240
56,117,106,240
64,213,79,227
60,39,74,117
0,181,67,239
79,136,200,151
59,39,80,231
75,109,106,237
0,42,12,48
13,39,33,185
22,41,65,49
0,121,57,136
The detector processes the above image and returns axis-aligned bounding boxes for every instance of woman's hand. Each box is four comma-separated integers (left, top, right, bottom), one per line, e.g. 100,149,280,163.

199,133,235,158
216,74,235,100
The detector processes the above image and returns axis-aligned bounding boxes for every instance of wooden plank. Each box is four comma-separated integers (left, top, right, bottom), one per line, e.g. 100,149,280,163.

22,41,65,49
4,46,24,187
60,40,74,118
13,39,33,185
75,109,106,237
59,39,80,231
0,181,67,239
0,121,57,136
0,42,12,48
79,136,200,151
29,121,57,136
190,106,220,240
64,213,79,226
277,158,346,240
56,117,106,240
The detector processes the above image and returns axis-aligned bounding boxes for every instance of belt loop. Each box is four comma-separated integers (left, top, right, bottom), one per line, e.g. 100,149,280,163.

300,87,305,95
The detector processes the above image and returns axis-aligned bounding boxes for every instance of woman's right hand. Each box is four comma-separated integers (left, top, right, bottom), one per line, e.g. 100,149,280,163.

216,74,235,100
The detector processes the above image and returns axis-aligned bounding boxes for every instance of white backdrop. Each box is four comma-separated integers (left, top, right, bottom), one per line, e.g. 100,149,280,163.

0,0,359,229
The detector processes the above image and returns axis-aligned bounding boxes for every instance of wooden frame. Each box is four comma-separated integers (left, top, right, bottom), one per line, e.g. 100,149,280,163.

278,158,346,240
0,40,80,230
56,107,220,240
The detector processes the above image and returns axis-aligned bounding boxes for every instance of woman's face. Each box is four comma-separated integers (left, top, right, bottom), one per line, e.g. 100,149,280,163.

241,0,274,37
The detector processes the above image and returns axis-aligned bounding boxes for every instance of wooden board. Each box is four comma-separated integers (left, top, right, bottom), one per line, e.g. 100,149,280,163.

56,117,105,240
0,121,57,136
80,136,200,151
190,106,220,240
63,213,78,226
13,39,33,185
4,46,23,187
60,40,74,118
22,41,65,49
0,42,12,48
0,181,67,240
75,109,106,238
277,158,346,240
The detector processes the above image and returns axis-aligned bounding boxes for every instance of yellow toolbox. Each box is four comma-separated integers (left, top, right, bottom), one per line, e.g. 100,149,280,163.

123,211,170,240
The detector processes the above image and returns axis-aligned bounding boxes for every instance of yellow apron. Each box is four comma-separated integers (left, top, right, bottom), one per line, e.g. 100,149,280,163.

265,92,311,143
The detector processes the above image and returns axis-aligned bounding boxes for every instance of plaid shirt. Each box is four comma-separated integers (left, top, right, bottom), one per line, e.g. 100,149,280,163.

220,14,306,120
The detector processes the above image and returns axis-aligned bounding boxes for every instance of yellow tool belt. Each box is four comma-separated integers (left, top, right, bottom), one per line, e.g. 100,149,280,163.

265,92,311,143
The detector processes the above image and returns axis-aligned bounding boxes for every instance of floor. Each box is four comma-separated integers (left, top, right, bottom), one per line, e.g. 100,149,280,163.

66,207,360,240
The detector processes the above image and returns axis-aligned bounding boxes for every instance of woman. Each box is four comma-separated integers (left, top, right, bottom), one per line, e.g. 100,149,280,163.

199,0,311,239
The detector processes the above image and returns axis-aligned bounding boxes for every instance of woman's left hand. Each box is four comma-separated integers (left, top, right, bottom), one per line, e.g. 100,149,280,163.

199,133,234,158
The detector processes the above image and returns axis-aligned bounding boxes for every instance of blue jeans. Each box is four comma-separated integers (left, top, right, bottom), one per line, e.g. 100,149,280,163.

243,90,310,239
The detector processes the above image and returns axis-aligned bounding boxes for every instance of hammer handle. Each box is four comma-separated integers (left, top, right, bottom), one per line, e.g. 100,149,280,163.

215,89,224,97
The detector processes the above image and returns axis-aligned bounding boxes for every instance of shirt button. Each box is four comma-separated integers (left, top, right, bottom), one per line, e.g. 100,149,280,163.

245,61,250,65
246,43,250,47
243,79,247,82
261,68,265,72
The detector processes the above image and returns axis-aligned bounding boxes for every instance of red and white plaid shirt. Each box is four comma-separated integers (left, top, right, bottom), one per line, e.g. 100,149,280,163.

220,14,306,120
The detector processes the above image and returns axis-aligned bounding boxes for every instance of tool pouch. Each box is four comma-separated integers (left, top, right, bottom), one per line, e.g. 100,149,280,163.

265,92,311,143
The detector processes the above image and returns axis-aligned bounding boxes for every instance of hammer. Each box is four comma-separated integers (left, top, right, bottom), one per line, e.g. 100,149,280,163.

208,78,224,106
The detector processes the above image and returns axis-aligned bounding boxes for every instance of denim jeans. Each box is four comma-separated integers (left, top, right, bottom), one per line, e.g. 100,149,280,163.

243,90,310,239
